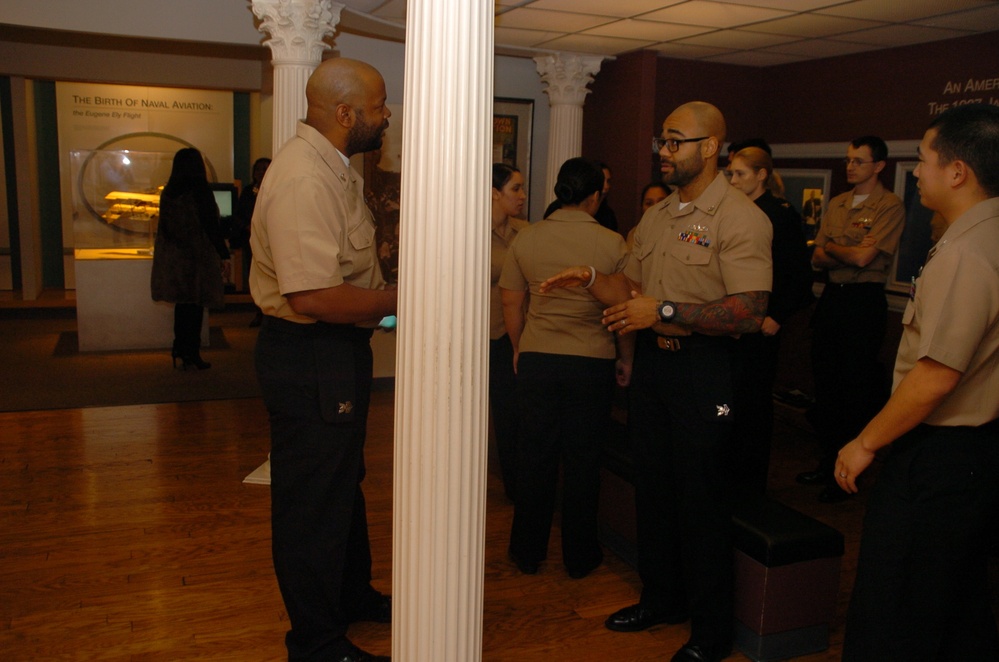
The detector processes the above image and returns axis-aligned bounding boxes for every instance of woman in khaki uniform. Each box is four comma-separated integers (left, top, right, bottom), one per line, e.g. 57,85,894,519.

490,163,529,501
500,158,628,578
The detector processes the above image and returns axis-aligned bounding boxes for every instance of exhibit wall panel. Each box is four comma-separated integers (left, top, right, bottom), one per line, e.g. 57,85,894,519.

55,81,233,288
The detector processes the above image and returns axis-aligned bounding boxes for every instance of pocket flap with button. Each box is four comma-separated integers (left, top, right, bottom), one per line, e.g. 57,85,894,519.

669,240,713,266
348,219,375,251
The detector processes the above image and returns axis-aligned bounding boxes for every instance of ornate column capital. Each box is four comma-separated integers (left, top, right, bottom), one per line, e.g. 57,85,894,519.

533,53,605,106
251,0,344,64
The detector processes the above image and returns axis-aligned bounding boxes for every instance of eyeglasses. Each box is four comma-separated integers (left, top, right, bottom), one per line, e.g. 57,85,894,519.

843,158,875,167
653,136,709,154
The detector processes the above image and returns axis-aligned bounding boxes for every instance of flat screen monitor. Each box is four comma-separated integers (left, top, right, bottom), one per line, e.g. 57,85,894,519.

210,183,238,218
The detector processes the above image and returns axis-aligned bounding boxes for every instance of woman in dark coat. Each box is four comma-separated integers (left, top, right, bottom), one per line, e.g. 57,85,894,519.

151,147,230,370
728,146,815,494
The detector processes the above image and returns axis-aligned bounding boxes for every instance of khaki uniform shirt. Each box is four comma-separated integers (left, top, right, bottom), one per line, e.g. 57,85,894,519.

491,218,529,340
499,209,627,359
249,122,385,323
894,197,999,426
625,172,772,309
815,182,905,284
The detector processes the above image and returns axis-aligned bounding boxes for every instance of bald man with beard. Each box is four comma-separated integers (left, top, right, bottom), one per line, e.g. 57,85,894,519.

542,101,773,662
250,58,395,662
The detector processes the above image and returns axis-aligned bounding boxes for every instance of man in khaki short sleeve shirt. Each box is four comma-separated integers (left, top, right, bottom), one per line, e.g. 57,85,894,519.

250,58,396,662
800,136,905,503
835,104,999,661
541,102,772,662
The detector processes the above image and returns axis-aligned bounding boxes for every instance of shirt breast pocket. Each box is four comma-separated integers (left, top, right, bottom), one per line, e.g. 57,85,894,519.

669,239,713,267
842,226,868,245
348,218,375,252
901,300,915,326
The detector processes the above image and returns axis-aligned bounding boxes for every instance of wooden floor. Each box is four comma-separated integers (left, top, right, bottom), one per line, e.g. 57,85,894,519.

1,391,996,660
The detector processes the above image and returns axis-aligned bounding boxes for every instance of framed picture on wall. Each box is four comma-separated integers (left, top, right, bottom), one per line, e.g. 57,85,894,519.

890,162,938,294
780,169,831,245
494,98,533,210
359,103,404,285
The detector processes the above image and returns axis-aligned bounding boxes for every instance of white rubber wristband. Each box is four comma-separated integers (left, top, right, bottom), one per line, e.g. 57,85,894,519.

583,266,597,289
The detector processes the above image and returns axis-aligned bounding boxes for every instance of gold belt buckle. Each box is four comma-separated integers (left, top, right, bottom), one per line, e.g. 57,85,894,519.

657,336,681,352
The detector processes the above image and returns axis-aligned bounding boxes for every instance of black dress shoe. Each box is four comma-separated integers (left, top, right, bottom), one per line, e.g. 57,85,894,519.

796,469,829,485
671,642,731,662
818,485,853,503
566,563,597,580
508,549,539,575
605,603,687,632
566,555,602,579
350,594,391,623
334,643,390,662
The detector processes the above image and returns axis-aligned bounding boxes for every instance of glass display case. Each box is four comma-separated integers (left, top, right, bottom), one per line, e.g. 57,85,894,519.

69,149,174,258
69,149,194,351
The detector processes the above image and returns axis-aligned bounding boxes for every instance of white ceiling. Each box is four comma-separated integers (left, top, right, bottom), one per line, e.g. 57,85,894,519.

342,0,999,66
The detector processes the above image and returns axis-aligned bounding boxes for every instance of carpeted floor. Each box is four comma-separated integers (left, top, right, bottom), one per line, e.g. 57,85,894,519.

0,307,262,412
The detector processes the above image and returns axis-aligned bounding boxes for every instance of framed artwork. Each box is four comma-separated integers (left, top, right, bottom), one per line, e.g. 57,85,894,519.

493,98,533,209
359,103,404,285
890,162,938,294
780,169,831,244
358,99,535,286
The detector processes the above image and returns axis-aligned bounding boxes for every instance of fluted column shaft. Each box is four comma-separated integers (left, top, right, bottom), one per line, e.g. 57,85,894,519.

393,0,493,660
251,0,343,150
534,53,604,201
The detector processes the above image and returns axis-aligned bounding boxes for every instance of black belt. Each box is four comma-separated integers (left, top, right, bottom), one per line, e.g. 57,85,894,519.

825,281,885,289
643,330,733,353
261,315,374,341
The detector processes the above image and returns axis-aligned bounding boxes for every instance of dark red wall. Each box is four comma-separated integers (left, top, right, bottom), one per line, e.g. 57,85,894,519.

583,30,999,233
762,31,999,143
582,50,660,236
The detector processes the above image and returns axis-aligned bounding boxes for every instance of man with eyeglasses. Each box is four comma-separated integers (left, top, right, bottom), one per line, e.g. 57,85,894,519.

541,101,772,662
797,136,905,503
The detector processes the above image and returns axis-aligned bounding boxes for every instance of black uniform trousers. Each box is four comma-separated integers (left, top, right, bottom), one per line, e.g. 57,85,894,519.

629,331,737,651
255,316,381,661
509,352,614,574
489,333,519,501
809,282,890,474
732,331,780,496
843,420,999,661
843,421,999,662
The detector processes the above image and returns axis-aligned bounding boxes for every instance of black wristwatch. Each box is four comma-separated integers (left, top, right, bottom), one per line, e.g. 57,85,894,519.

658,300,677,323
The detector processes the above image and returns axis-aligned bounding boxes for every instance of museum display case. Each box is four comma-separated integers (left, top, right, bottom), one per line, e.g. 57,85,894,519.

68,150,209,351
69,149,173,258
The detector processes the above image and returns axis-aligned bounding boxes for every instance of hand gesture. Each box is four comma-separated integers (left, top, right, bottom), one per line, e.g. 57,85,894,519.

602,291,659,335
539,266,593,293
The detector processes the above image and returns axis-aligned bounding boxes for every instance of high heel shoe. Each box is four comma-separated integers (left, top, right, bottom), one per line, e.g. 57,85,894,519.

181,356,212,370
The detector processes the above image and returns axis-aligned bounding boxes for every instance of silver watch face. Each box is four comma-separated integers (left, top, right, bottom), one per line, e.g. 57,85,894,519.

659,302,676,321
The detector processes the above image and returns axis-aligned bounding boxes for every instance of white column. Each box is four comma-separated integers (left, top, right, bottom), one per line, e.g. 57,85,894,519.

251,0,344,150
393,0,493,660
533,53,604,202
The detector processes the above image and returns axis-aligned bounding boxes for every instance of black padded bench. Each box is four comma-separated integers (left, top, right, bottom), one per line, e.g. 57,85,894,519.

732,497,844,661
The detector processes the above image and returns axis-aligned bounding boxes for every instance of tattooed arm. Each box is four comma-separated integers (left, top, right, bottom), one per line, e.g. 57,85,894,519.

671,291,769,335
602,290,769,337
